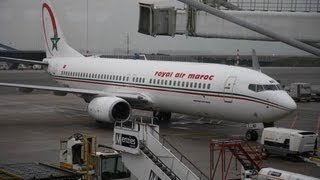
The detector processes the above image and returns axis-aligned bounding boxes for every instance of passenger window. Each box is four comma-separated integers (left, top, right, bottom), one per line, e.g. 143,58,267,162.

186,82,189,87
198,83,201,88
182,82,185,87
165,80,167,85
190,82,193,88
177,81,180,86
173,81,176,86
143,78,145,83
153,79,156,84
126,77,129,81
203,83,206,89
98,74,100,79
133,77,135,82
123,76,125,81
169,80,172,86
112,75,115,80
248,84,257,92
157,79,160,84
207,84,211,89
149,79,152,84
194,82,197,88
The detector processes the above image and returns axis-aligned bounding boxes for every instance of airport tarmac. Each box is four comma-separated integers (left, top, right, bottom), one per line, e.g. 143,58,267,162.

0,68,320,178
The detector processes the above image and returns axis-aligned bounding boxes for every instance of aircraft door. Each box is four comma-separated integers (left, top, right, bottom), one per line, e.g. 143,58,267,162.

224,76,237,103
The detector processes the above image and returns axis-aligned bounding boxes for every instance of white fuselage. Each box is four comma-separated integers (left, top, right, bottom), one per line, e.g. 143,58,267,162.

46,57,296,123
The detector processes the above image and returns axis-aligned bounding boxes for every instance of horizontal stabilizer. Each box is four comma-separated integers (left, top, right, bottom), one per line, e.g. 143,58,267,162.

0,56,48,66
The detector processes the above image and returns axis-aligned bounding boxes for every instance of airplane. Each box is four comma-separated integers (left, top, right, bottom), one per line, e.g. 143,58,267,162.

0,1,296,141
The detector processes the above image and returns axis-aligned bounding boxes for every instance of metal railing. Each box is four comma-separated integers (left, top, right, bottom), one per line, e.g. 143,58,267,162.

148,125,209,180
210,0,320,12
115,117,209,180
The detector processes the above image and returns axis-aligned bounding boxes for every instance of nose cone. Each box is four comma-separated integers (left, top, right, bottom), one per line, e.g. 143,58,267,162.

285,95,297,111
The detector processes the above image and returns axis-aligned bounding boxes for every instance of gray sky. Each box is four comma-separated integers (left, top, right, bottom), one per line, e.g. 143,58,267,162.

0,0,311,55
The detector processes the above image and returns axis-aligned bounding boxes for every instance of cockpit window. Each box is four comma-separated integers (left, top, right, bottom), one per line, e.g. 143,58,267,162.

263,85,278,91
248,84,281,92
257,85,264,92
248,84,257,92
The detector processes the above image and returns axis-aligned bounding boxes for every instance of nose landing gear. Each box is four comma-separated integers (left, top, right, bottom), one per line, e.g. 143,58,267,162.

245,122,275,141
245,129,259,141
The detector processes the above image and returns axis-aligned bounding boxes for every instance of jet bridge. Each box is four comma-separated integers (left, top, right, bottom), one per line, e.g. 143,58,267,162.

138,1,320,42
112,119,208,180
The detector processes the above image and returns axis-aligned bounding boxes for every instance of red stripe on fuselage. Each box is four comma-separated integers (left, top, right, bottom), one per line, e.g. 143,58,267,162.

53,76,289,111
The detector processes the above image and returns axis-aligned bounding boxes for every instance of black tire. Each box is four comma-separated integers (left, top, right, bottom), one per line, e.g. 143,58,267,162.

153,111,171,122
245,130,258,141
245,130,253,141
252,130,259,141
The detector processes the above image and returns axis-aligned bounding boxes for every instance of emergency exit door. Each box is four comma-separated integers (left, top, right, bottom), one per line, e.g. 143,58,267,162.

224,76,237,103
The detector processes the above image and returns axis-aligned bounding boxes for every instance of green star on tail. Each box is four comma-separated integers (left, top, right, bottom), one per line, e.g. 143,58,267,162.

50,35,60,51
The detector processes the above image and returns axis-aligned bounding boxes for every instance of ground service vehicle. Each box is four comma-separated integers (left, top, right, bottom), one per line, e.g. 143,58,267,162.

261,127,318,157
289,83,312,102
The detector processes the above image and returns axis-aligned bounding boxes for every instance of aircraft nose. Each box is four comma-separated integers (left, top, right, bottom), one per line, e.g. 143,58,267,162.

279,92,297,112
285,95,297,111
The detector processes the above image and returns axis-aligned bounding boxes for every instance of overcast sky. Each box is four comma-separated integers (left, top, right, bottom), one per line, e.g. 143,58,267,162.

0,0,313,56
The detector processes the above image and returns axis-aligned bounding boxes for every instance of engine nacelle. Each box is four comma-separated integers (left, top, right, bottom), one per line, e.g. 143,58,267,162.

88,97,131,123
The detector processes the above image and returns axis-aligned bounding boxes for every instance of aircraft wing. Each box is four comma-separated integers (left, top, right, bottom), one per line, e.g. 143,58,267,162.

0,82,152,105
0,56,48,66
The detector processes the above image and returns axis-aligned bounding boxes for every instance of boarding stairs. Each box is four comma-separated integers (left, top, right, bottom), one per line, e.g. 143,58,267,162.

210,139,263,180
112,119,208,180
139,142,180,180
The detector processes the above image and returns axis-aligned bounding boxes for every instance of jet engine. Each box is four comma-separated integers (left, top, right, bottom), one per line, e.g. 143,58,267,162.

88,96,131,123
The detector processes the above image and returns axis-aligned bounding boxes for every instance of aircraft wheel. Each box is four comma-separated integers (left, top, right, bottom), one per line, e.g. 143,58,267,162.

153,111,171,122
245,130,258,141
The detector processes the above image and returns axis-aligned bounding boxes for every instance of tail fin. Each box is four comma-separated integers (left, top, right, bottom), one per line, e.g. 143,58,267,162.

42,1,83,58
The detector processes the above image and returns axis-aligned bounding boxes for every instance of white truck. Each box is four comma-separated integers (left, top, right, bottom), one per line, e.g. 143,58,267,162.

261,127,318,157
0,62,9,70
288,83,312,102
242,167,320,180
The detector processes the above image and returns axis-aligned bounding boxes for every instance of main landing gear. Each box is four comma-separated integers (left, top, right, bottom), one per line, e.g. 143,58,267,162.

153,111,171,122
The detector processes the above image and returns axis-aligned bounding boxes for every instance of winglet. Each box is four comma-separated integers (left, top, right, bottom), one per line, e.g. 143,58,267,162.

42,1,83,58
251,49,261,72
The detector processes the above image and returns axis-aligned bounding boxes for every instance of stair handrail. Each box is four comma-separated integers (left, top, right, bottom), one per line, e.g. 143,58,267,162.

140,141,181,180
148,125,209,180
